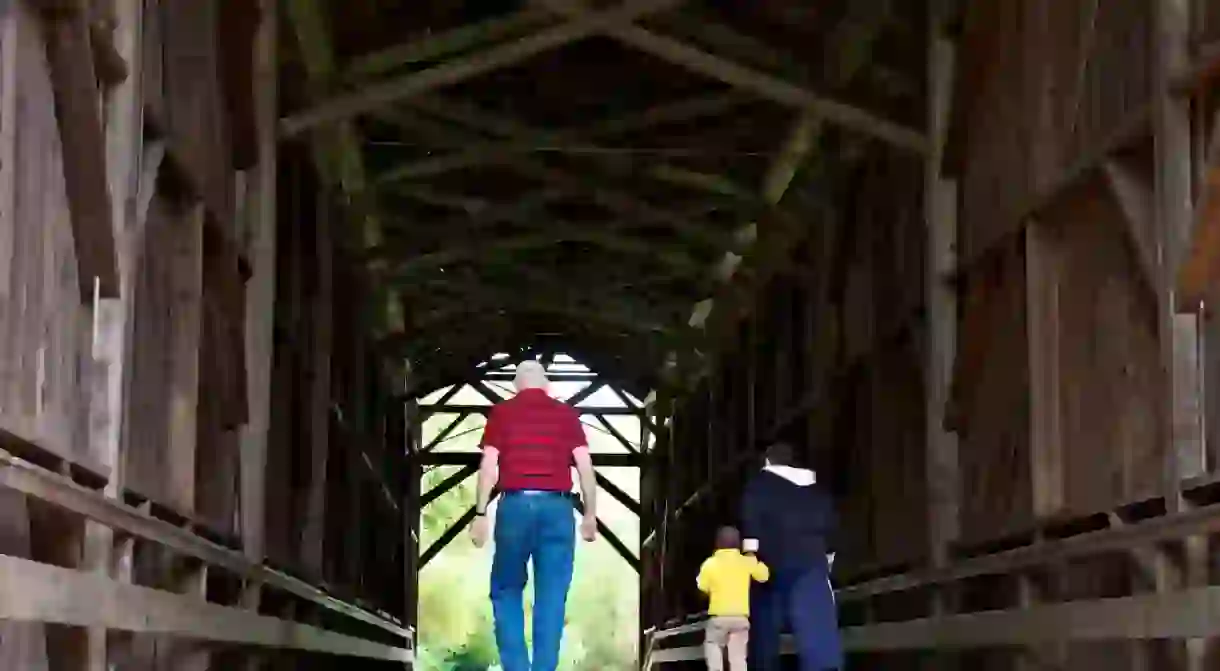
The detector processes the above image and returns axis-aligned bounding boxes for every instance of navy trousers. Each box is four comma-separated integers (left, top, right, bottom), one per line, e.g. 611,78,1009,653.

490,491,576,671
749,565,843,671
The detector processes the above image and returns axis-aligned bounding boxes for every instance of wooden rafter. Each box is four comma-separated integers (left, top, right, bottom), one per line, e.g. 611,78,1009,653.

375,108,732,252
280,0,685,134
387,94,758,204
42,2,120,298
594,415,641,454
285,0,382,246
371,228,706,277
422,452,640,467
419,464,478,507
400,290,682,337
421,412,470,452
535,0,927,153
419,505,478,567
594,471,641,515
342,9,553,82
564,381,607,408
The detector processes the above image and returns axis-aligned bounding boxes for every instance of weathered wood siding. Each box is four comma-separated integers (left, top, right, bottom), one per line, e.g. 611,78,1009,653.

0,1,93,471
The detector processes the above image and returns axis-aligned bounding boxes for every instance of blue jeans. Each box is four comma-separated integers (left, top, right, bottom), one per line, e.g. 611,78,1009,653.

491,491,576,671
750,565,843,671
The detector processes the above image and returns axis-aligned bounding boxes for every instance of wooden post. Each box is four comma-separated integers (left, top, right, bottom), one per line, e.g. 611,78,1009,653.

167,205,205,515
1025,219,1064,520
302,188,333,578
84,0,143,667
240,0,278,566
1157,1,1207,668
1157,0,1204,493
924,26,959,584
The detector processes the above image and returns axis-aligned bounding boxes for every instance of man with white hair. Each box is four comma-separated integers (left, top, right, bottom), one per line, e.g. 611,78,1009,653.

741,442,842,671
470,360,599,671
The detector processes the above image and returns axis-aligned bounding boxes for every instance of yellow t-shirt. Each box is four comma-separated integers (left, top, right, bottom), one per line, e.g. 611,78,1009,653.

696,549,770,617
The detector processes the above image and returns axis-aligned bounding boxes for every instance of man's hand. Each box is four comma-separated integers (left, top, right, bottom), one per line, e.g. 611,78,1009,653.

471,515,490,548
580,513,598,542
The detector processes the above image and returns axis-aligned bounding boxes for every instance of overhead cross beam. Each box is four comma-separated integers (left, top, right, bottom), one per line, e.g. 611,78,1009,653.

280,0,684,134
285,0,383,246
420,464,478,507
369,228,706,277
374,108,731,252
386,94,759,206
535,0,926,152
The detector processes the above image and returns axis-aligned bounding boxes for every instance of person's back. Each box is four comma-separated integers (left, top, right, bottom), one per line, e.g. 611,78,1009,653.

469,361,600,671
742,467,835,572
741,443,842,671
696,526,769,671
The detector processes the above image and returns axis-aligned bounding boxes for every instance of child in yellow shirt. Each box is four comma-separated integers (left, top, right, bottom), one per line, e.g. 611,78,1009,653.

696,526,771,671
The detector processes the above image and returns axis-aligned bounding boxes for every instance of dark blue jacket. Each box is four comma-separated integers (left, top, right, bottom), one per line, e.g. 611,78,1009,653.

740,468,837,572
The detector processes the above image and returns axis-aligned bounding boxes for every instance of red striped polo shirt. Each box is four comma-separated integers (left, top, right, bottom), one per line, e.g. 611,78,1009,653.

479,388,587,491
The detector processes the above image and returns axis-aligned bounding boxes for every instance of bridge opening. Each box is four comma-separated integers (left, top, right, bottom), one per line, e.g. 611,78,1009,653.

414,353,643,670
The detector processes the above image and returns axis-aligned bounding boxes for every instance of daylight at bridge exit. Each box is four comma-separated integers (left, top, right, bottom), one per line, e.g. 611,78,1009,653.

9,0,1220,669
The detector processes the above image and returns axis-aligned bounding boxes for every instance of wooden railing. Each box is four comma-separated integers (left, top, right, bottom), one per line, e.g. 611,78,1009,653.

0,447,413,662
643,478,1220,667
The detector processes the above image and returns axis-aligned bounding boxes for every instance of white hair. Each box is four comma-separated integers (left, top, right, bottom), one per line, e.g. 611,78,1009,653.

513,360,549,391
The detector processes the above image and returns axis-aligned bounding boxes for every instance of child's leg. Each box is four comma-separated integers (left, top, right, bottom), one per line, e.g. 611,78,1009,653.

703,618,728,671
725,617,749,671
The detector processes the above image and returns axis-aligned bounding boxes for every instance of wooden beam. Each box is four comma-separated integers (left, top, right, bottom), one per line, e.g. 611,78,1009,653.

374,108,731,252
240,0,278,564
0,554,410,661
280,0,684,134
42,3,120,298
422,412,470,452
593,414,640,454
399,295,679,339
167,205,205,515
285,0,381,246
1103,158,1160,291
422,452,640,467
420,464,478,507
0,450,411,640
595,470,641,515
343,9,553,82
924,30,959,572
1025,220,1065,520
372,229,704,276
564,381,607,408
420,506,478,567
386,94,754,202
650,586,1220,657
837,497,1220,602
536,0,927,153
1155,0,1205,495
428,404,640,417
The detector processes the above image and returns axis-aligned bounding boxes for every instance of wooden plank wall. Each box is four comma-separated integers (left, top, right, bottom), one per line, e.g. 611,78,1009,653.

0,0,94,474
265,143,408,617
648,142,928,627
0,1,411,666
951,0,1158,535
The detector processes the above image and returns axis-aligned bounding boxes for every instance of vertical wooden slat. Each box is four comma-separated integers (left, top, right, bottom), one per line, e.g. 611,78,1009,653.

302,188,332,578
167,205,204,515
926,18,960,582
1025,220,1064,520
239,0,277,565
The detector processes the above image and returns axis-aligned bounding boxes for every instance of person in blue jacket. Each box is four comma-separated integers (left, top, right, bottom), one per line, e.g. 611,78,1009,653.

740,442,842,671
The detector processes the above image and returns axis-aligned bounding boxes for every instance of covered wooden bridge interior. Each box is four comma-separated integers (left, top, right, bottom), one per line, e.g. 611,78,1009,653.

8,0,1220,668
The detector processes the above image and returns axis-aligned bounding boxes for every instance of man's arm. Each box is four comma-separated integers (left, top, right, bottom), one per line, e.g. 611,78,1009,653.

476,448,499,515
573,446,597,519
